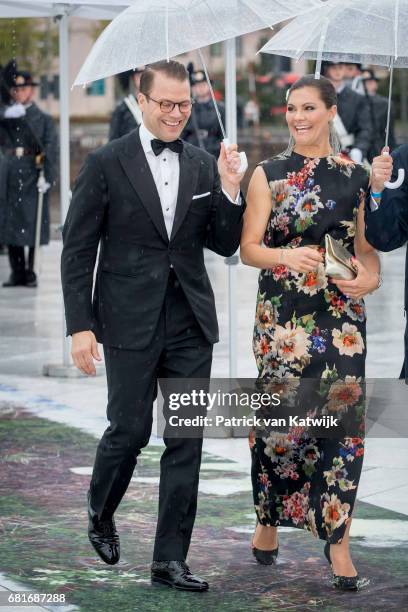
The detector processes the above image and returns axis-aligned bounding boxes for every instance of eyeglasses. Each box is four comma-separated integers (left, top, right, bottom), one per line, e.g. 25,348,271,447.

144,94,194,113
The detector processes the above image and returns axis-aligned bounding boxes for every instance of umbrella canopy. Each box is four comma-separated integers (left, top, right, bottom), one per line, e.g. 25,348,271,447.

5,0,130,19
258,0,408,69
74,0,320,86
258,0,407,188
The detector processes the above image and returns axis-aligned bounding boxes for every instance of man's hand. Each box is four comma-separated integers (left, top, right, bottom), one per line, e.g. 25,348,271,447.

4,103,26,119
218,142,246,200
371,147,393,194
71,330,102,376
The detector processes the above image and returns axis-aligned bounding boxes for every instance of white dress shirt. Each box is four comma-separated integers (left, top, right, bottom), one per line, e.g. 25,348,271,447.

140,122,180,239
139,122,241,239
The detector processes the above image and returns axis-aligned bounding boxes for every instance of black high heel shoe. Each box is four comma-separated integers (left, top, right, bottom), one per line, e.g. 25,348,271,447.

324,542,369,591
251,521,279,565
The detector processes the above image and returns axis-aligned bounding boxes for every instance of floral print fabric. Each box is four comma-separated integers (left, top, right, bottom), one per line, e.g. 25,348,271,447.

250,152,369,543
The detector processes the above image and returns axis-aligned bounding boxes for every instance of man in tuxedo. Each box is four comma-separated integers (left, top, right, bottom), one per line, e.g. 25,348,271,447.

365,147,408,382
61,60,245,591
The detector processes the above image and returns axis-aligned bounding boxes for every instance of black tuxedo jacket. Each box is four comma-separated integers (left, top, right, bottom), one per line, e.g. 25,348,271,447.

365,145,408,381
61,128,245,350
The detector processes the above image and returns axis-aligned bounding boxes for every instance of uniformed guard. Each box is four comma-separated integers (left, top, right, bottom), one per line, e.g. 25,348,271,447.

182,68,225,158
321,61,373,164
0,61,58,287
362,68,397,162
108,67,145,141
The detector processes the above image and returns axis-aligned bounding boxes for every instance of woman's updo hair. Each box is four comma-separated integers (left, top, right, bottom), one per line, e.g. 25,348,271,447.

282,75,341,156
286,74,337,109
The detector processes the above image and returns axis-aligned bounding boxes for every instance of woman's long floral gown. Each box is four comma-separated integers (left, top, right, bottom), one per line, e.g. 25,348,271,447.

250,152,369,543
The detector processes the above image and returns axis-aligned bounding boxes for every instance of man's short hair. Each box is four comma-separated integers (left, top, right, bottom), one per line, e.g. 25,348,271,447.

140,60,189,96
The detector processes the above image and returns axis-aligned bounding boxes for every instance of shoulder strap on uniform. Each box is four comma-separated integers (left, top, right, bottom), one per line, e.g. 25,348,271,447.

124,94,143,126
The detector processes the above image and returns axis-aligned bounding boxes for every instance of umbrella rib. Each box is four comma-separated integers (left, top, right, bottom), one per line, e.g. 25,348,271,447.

239,0,275,27
350,6,393,23
291,1,342,62
200,0,230,39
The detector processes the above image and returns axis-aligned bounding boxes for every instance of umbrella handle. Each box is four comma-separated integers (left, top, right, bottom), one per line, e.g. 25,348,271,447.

384,170,405,189
223,138,248,174
382,150,405,189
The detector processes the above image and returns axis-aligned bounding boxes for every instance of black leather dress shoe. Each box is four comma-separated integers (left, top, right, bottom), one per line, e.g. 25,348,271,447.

151,560,209,591
2,272,26,287
87,491,120,565
25,270,38,288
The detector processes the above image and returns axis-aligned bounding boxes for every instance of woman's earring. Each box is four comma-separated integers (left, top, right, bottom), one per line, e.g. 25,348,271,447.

329,120,341,155
282,134,295,157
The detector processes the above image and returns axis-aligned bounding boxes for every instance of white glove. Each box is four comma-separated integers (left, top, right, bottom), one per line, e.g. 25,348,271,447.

4,103,26,119
37,174,51,194
349,147,363,164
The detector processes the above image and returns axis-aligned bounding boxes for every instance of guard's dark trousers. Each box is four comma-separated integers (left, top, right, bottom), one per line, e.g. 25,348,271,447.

89,269,212,561
8,245,35,274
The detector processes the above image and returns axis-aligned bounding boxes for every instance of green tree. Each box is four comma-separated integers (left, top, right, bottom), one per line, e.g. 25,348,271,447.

0,18,58,76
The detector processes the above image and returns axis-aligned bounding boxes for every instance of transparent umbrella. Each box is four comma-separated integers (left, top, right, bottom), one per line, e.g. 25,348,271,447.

74,0,321,180
73,0,320,86
259,0,408,188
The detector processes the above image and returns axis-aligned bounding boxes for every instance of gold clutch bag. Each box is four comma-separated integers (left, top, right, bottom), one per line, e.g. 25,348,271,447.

324,234,357,280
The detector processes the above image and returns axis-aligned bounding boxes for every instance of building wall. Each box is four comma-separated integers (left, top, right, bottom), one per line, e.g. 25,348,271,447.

34,17,116,120
33,19,303,120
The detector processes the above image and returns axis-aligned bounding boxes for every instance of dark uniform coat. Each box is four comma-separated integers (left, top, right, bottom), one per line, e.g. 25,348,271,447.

366,94,397,162
182,100,225,158
365,145,408,381
109,99,141,141
0,102,57,246
337,86,373,159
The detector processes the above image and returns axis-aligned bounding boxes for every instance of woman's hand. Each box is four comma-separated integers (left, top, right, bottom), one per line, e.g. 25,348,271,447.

331,258,379,300
283,247,324,273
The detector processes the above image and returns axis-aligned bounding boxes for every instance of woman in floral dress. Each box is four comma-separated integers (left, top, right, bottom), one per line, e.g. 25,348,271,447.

240,75,381,590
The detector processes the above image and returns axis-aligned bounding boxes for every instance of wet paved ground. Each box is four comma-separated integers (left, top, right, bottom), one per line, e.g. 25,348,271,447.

0,241,407,610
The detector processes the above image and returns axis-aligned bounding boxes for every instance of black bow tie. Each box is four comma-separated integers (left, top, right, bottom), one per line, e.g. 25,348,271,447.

151,138,183,156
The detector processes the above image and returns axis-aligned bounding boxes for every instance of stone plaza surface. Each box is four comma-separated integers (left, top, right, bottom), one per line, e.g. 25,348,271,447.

0,241,407,610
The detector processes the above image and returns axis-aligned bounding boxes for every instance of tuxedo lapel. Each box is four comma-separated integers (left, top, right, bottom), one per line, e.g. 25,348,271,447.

170,145,200,242
118,128,168,244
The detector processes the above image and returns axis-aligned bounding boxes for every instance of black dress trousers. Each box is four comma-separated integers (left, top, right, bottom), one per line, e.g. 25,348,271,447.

89,269,213,561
